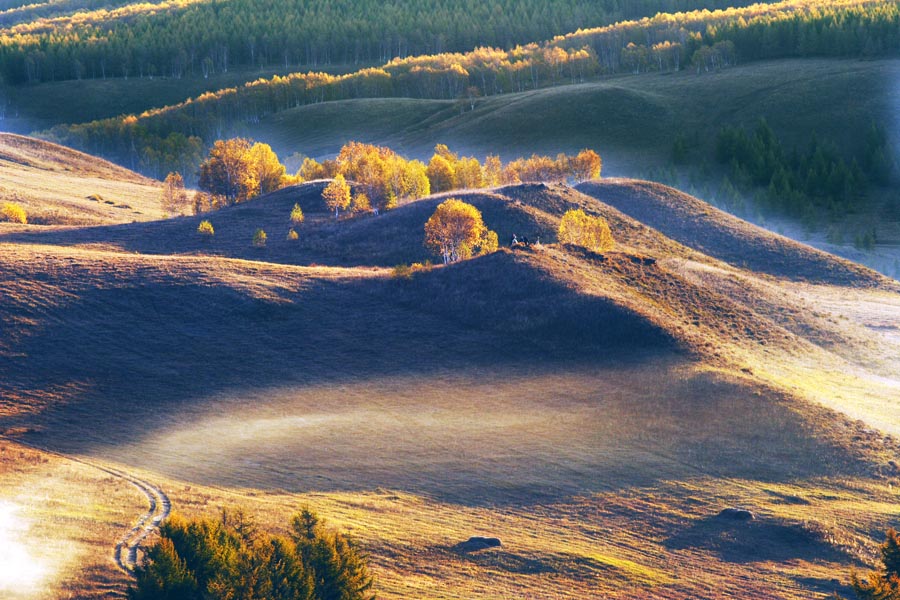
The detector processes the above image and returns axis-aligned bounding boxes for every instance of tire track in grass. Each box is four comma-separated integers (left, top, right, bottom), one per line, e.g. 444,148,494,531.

2,437,171,575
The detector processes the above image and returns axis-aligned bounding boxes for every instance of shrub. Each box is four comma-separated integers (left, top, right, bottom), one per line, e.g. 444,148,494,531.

287,228,299,241
1,201,27,224
197,220,214,237
558,208,614,252
290,203,305,225
252,228,267,247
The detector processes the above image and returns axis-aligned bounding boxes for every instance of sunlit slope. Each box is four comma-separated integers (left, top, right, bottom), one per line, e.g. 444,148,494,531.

0,133,163,225
577,178,887,285
250,59,896,173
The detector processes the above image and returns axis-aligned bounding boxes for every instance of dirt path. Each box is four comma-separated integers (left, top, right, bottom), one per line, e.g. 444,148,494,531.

97,464,171,573
3,438,171,575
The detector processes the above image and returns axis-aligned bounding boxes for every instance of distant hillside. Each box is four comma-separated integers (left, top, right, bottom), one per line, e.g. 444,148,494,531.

40,1,896,180
250,59,896,174
0,133,163,225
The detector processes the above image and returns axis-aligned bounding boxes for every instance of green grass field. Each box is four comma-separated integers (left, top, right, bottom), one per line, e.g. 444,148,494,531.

0,63,374,134
245,58,898,174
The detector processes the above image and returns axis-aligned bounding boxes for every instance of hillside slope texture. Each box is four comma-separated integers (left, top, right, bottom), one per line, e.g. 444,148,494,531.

1,147,900,600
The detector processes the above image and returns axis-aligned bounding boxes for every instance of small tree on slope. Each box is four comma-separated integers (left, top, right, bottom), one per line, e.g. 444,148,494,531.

424,198,497,264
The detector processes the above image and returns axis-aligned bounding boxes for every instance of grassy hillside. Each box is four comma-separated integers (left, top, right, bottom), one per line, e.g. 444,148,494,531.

249,59,897,174
0,64,369,134
2,138,900,599
0,133,164,225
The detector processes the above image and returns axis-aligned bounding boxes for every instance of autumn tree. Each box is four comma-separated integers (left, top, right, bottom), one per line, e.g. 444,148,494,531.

198,138,259,205
424,198,497,264
558,209,614,252
160,171,189,215
248,142,287,195
852,528,900,600
322,174,351,218
298,157,326,181
252,229,267,248
197,220,214,237
290,203,305,225
569,149,602,182
455,156,485,189
426,154,456,193
483,155,503,187
350,192,371,215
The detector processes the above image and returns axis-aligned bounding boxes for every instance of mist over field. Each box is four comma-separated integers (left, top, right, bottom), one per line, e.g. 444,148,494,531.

1,1,900,599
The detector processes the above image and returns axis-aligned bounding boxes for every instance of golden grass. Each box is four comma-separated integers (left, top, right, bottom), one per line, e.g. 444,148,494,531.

0,133,164,226
1,176,899,599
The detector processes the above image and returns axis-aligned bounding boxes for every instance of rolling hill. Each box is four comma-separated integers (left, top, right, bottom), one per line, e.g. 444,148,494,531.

246,58,898,175
0,133,164,225
2,137,900,599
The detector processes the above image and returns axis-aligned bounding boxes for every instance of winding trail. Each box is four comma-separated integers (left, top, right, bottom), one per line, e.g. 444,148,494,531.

99,464,171,573
2,437,171,575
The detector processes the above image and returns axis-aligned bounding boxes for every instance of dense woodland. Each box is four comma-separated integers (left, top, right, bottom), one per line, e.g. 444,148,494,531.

40,0,900,181
0,0,778,83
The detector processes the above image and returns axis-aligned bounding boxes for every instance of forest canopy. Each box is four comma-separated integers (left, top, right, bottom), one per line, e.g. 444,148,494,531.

41,0,899,180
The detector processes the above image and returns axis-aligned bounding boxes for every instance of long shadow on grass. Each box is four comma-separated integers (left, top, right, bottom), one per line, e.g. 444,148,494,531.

0,185,553,269
0,251,872,505
664,515,857,564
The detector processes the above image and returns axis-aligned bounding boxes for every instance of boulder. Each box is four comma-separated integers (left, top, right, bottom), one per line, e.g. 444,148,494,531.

717,508,755,521
454,536,502,552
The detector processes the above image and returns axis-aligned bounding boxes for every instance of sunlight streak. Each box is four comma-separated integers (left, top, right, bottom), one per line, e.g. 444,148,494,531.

0,500,46,595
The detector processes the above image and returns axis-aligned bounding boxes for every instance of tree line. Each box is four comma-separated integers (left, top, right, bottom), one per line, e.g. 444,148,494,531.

42,0,899,179
176,139,602,215
0,0,776,84
714,119,894,221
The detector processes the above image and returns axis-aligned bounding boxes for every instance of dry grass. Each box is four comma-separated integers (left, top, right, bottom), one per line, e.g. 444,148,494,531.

0,133,164,226
1,172,900,598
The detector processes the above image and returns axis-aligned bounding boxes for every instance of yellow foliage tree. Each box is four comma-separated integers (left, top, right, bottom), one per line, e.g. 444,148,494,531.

569,149,602,182
350,192,371,215
247,142,287,195
424,198,497,264
197,219,214,237
1,201,27,224
455,156,485,189
557,209,614,252
290,203,305,225
322,174,351,218
298,157,326,181
426,154,456,193
160,171,189,215
198,138,259,205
